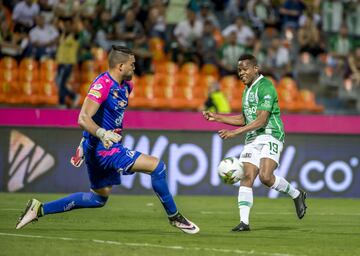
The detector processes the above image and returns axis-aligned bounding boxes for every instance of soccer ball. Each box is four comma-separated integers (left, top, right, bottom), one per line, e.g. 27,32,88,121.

217,157,245,184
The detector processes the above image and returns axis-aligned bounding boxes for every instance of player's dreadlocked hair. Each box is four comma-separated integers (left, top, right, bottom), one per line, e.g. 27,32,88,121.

108,45,134,68
238,54,258,66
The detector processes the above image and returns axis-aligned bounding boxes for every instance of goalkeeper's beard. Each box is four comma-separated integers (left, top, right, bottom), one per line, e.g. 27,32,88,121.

123,74,133,81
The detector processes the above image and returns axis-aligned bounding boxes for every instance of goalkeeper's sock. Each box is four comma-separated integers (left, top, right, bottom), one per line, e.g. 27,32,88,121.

271,176,300,199
238,186,253,225
42,192,108,215
150,161,178,216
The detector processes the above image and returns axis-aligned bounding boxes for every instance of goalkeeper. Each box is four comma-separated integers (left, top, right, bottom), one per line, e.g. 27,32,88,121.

16,45,199,234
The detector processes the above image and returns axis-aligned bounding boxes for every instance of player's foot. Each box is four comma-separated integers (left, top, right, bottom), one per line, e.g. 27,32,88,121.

169,212,200,234
293,189,307,219
231,221,250,232
16,199,43,229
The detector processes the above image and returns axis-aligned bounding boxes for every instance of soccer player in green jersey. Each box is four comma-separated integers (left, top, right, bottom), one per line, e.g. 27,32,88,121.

203,54,307,232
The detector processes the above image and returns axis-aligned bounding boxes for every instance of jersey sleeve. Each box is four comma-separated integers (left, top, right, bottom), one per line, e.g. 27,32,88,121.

87,80,110,105
257,82,277,112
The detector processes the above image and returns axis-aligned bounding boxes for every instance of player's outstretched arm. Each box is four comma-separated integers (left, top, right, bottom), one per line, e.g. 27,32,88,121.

202,111,245,126
78,97,121,149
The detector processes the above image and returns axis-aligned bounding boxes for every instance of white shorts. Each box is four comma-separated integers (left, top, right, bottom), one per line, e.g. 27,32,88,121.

239,135,283,169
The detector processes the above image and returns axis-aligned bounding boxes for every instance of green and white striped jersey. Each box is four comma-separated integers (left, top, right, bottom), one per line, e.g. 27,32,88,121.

242,75,285,144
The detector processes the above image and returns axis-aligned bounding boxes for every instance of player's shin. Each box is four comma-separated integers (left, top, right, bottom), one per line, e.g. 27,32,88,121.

42,192,108,215
271,175,300,199
150,161,178,216
238,186,253,225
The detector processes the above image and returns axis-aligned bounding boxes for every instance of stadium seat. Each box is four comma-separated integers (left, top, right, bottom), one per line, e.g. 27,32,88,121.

220,75,238,90
299,89,324,113
200,64,219,78
0,80,19,104
19,58,38,71
38,81,59,106
0,68,18,82
128,74,154,109
17,81,41,105
180,62,199,76
149,37,166,62
154,61,179,75
0,56,17,70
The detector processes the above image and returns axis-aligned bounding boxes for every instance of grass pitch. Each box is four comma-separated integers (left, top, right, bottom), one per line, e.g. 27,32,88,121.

0,193,359,256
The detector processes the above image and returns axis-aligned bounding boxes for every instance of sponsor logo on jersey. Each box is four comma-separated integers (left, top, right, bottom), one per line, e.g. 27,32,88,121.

242,153,252,158
264,94,271,100
118,100,127,108
89,89,102,99
92,83,103,90
7,130,55,192
248,92,255,102
113,90,119,99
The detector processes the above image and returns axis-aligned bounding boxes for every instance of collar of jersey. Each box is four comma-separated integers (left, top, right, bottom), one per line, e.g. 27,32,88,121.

248,74,264,88
106,71,125,88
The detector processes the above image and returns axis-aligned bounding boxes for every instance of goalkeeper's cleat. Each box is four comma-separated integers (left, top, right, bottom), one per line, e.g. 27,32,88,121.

231,221,251,232
169,212,200,234
16,199,43,229
293,189,307,219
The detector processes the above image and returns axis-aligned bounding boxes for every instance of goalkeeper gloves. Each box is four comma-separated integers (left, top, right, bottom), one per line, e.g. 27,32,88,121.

70,138,85,167
96,128,122,149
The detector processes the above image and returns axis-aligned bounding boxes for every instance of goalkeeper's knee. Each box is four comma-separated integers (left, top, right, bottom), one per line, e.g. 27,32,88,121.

150,160,166,180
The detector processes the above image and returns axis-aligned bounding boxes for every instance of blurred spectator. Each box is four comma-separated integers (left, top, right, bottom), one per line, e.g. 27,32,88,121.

96,0,122,19
197,20,218,65
263,38,290,78
56,18,79,107
225,0,249,25
329,25,355,59
0,20,30,59
297,14,324,57
0,0,10,25
218,31,247,76
202,81,231,113
29,15,59,60
79,0,98,18
12,0,40,33
94,10,117,51
345,47,360,86
197,1,220,29
247,0,278,32
128,0,149,27
38,0,58,23
298,8,321,28
318,60,344,112
145,2,167,39
116,9,145,49
222,16,255,47
321,0,343,34
173,8,203,65
54,0,80,19
74,17,93,61
279,0,306,29
116,8,151,75
344,1,360,37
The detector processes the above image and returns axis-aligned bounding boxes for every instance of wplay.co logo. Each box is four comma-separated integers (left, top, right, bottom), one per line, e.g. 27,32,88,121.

7,130,55,192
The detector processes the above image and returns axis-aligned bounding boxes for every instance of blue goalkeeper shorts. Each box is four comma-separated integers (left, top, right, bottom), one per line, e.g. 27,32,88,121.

83,139,141,190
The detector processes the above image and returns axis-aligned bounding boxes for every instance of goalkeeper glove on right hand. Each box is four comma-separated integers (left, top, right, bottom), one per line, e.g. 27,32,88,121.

96,128,122,149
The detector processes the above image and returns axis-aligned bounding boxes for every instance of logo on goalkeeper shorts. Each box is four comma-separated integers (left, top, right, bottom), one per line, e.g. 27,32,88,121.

7,130,55,192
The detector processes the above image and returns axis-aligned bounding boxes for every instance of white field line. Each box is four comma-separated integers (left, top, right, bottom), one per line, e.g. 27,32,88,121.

200,211,360,216
0,232,301,256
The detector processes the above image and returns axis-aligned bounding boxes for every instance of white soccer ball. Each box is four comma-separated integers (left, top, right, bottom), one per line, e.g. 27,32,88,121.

217,157,245,184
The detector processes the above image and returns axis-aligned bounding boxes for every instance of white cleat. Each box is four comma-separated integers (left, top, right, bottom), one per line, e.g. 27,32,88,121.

169,213,200,234
16,199,42,230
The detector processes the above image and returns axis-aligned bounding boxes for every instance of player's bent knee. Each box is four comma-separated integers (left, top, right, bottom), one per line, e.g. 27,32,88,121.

259,172,272,186
150,160,166,180
89,191,109,207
